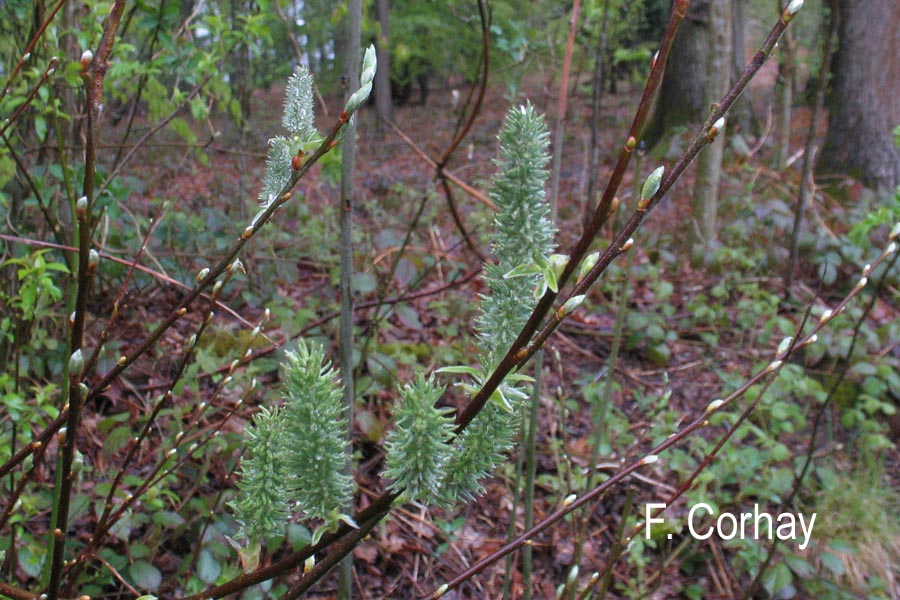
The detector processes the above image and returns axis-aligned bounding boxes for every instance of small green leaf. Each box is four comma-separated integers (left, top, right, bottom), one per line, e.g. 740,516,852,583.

151,510,185,528
197,548,222,584
819,551,845,576
436,365,483,378
129,560,162,591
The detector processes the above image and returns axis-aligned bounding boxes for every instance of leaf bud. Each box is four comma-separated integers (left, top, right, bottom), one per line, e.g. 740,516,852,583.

765,360,783,374
69,349,84,377
889,222,900,240
641,454,659,465
556,294,586,320
228,258,245,274
562,493,577,507
433,584,449,599
707,117,725,140
621,238,634,252
304,555,316,574
80,49,93,68
577,252,600,282
87,249,99,274
639,166,665,210
75,196,88,219
706,399,724,413
196,267,209,284
775,336,793,359
787,0,804,15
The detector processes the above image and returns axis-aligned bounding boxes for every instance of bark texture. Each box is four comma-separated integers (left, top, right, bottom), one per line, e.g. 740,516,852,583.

818,0,900,194
643,0,711,146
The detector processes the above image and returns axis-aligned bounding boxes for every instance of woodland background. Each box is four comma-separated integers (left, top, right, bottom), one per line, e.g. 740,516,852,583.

1,0,899,598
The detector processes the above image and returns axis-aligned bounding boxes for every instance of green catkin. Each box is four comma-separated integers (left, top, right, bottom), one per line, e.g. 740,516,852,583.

281,341,353,522
257,65,318,214
383,375,455,503
230,407,290,541
439,103,556,505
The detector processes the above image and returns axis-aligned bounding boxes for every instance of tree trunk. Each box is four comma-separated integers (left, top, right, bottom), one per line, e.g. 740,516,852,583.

642,0,711,147
373,0,393,130
772,0,795,171
730,0,755,136
818,0,900,194
690,0,732,264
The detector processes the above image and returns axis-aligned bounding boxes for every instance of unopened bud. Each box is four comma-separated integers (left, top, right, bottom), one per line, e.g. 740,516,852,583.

765,360,783,374
69,349,84,376
75,196,88,219
196,267,209,284
776,336,793,359
87,249,99,273
787,0,803,15
642,454,659,465
433,584,449,599
80,50,93,68
562,493,577,507
707,117,725,140
304,555,316,574
639,166,665,209
890,222,900,240
556,295,586,320
621,238,634,252
706,399,724,413
578,252,600,282
854,276,868,291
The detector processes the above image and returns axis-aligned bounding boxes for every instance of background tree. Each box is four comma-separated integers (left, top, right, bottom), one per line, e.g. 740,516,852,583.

641,0,713,146
373,0,393,126
690,0,732,262
818,0,900,194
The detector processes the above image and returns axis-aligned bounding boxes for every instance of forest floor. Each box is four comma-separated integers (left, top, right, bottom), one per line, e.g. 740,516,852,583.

101,68,900,599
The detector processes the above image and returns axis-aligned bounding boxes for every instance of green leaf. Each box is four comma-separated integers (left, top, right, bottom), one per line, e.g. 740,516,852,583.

761,562,794,598
196,548,222,584
129,560,162,591
819,551,845,576
18,543,45,578
783,553,814,578
151,510,185,528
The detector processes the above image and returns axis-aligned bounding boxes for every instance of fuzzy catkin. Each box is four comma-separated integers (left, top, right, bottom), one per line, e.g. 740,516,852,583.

439,103,556,505
230,407,290,541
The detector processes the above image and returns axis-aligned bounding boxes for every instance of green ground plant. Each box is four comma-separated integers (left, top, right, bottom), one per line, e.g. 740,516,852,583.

1,1,899,598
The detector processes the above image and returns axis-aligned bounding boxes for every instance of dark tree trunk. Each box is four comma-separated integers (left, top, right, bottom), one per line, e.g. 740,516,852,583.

818,0,900,194
642,0,711,147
